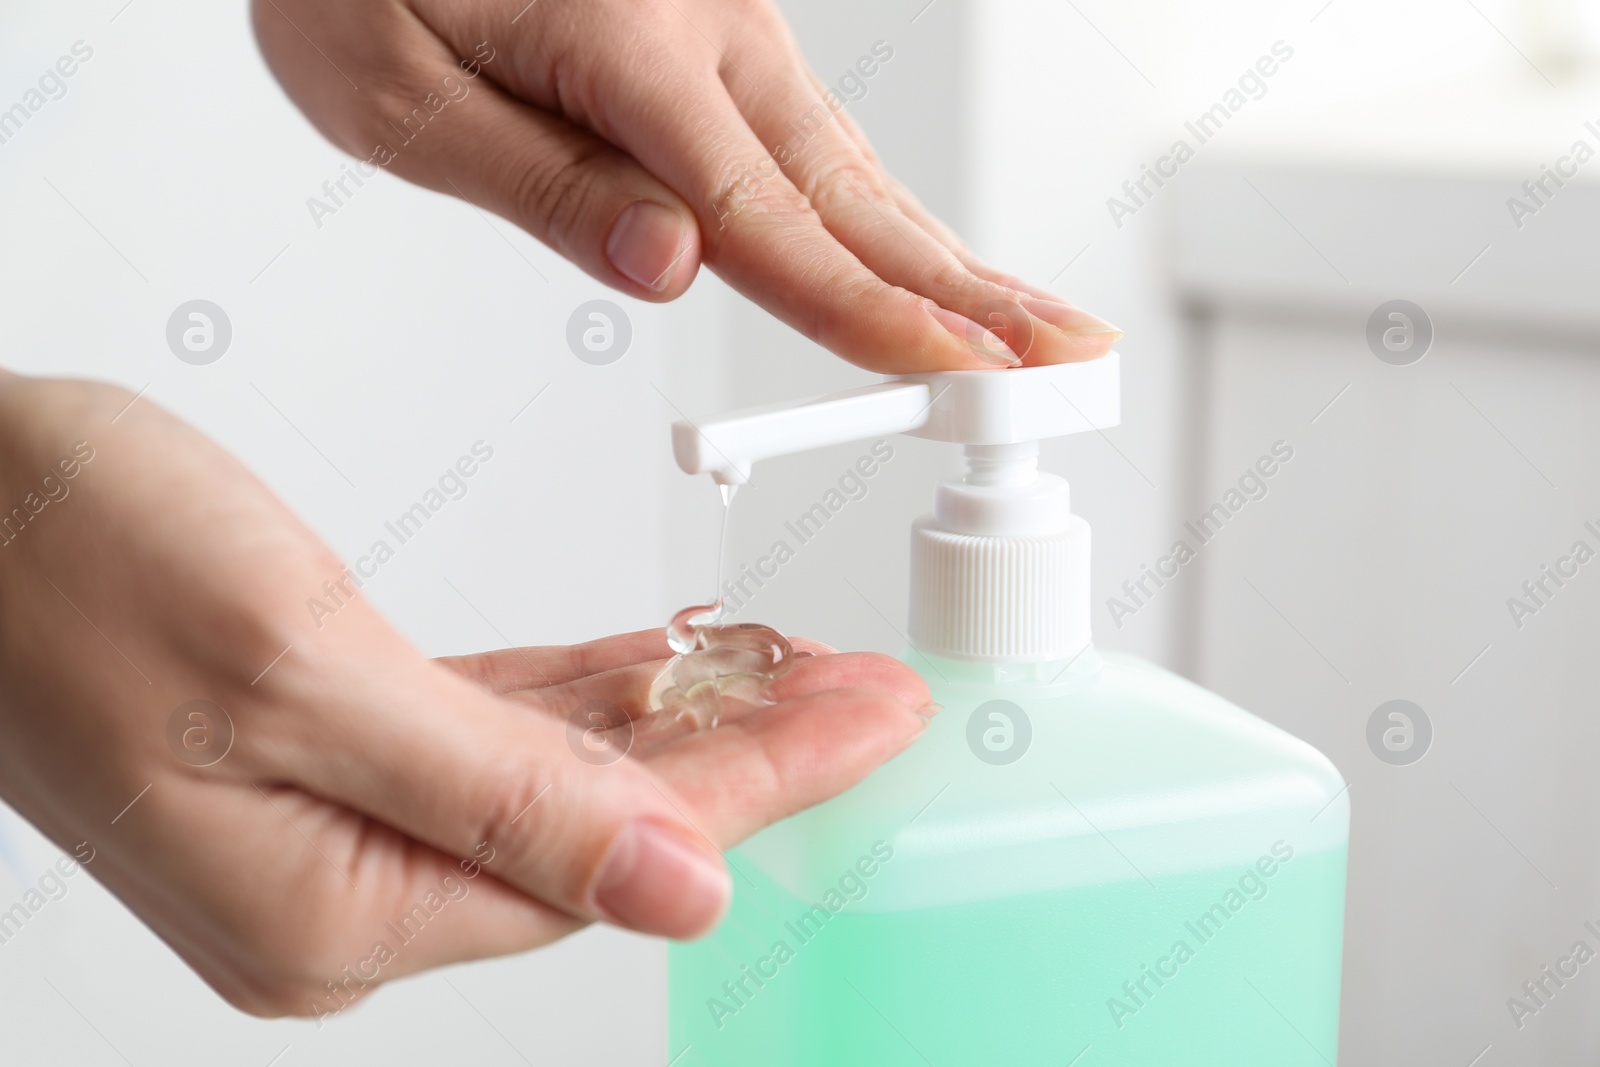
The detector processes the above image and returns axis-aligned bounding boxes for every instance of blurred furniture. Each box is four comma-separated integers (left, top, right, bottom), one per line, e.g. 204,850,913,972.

1172,116,1600,1065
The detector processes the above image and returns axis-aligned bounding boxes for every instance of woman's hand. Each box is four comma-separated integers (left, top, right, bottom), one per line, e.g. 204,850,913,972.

251,0,1122,372
0,372,931,1016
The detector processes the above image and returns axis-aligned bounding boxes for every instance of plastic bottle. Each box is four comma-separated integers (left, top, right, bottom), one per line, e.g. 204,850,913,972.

666,355,1348,1066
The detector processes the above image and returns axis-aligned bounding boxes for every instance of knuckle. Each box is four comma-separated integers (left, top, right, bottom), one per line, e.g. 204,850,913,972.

705,159,815,240
340,67,446,160
475,748,630,906
715,0,785,40
478,760,560,862
800,157,885,215
511,145,608,251
199,566,325,707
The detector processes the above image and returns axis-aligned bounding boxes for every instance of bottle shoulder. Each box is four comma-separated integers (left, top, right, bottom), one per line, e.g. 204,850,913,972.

740,650,1349,912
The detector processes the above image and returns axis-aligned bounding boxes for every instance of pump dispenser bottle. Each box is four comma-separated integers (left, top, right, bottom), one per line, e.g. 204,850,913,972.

667,356,1348,1066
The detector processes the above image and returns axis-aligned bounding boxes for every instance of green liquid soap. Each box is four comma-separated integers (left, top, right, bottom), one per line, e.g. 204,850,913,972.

670,649,1348,1066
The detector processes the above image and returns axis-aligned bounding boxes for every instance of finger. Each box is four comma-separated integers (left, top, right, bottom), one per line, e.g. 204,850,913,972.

880,169,1084,305
733,58,1119,366
111,778,575,1015
764,649,927,706
812,64,1111,330
746,60,1030,362
516,648,926,723
637,77,1002,371
436,628,674,692
817,94,998,277
422,10,1006,372
808,70,1123,356
411,69,701,299
643,685,932,845
252,635,732,941
257,4,701,300
437,631,837,697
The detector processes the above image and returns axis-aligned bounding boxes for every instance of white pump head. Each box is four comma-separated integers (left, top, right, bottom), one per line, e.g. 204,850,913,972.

671,355,1121,663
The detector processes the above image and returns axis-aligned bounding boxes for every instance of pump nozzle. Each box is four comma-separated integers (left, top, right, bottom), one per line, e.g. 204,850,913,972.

672,381,934,486
670,355,1122,662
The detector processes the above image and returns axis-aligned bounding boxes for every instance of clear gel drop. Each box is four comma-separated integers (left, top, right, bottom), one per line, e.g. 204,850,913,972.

647,606,795,729
645,483,795,735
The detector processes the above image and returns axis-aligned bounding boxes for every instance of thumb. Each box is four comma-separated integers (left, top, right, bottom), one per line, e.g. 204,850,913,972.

385,59,702,299
253,652,731,939
253,3,701,299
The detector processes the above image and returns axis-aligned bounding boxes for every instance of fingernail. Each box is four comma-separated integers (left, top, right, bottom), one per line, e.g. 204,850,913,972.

607,202,691,292
595,818,730,937
927,303,1019,367
916,702,944,728
1022,297,1122,338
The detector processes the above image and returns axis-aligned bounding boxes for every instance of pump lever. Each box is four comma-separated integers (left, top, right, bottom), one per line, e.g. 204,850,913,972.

671,380,933,485
672,356,1122,485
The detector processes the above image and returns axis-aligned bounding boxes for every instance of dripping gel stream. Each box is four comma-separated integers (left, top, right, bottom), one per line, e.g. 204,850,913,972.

643,482,796,737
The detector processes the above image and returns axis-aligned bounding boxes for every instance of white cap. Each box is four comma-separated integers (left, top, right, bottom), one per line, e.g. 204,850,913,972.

672,356,1120,663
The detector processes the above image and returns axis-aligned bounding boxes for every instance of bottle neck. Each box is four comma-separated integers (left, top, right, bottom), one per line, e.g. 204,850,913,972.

962,442,1039,487
933,452,1073,537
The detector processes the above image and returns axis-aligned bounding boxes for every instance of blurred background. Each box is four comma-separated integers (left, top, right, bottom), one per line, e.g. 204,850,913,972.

3,0,1599,1062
